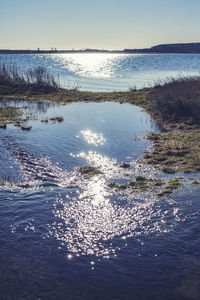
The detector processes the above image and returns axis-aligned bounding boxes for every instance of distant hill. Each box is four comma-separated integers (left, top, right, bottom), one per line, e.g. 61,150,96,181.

123,43,200,53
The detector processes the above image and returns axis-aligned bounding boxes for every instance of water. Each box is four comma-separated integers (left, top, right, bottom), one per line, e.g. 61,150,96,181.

0,101,200,299
1,53,200,91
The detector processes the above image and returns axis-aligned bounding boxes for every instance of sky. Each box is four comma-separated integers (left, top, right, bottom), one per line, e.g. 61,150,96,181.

1,0,200,50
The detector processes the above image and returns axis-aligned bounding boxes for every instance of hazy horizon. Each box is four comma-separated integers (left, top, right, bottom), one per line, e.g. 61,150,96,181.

1,0,200,50
1,41,200,52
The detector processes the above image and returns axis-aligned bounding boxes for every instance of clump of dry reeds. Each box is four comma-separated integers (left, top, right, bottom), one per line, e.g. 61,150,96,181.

0,62,59,94
148,76,200,125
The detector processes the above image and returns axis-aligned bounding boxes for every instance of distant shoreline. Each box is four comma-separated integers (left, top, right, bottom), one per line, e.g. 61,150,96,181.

1,42,200,55
1,50,200,55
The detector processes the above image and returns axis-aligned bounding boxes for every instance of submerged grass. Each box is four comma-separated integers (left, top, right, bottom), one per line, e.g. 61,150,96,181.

157,178,182,197
79,166,102,178
108,176,164,192
108,176,182,197
190,180,199,185
108,176,183,197
120,162,131,168
0,107,21,123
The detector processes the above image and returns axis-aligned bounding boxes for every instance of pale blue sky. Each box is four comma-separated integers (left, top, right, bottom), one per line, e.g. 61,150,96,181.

1,0,200,50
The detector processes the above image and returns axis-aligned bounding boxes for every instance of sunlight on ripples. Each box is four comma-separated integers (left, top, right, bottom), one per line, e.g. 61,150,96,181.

2,139,181,259
0,140,77,191
78,130,106,146
57,53,122,78
48,150,180,258
75,151,119,178
51,185,177,258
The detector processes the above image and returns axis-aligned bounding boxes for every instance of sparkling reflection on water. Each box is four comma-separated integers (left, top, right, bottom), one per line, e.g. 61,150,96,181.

0,101,200,299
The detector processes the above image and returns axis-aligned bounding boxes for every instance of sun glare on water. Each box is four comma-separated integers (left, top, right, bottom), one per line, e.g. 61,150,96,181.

79,129,106,146
47,149,178,259
57,53,123,78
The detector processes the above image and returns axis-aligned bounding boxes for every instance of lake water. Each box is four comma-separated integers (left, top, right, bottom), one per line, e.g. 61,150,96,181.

1,53,200,91
0,100,200,299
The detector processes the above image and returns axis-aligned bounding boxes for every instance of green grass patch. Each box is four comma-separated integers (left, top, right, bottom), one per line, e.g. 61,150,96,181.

142,130,200,173
0,107,21,123
108,176,183,198
157,178,182,197
166,178,181,190
79,166,102,178
157,189,173,197
190,180,199,185
108,176,165,192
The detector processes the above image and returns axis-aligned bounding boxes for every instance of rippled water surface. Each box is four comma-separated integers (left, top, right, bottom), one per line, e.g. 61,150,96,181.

0,101,200,300
1,53,200,90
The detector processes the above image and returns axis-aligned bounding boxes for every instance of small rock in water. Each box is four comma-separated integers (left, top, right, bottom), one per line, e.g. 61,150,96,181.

21,126,32,131
0,124,7,129
50,117,64,123
41,119,49,123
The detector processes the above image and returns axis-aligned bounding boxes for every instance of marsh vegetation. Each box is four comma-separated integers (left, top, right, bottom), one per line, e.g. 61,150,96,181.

147,76,200,126
0,62,59,95
0,62,200,183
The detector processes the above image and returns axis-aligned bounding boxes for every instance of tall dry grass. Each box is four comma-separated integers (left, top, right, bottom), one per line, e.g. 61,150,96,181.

147,76,200,125
0,62,59,94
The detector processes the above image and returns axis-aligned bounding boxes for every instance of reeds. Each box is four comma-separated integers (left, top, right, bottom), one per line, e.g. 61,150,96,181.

0,62,59,93
148,76,200,125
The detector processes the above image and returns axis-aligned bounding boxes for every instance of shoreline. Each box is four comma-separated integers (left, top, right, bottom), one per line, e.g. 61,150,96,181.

1,51,200,55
